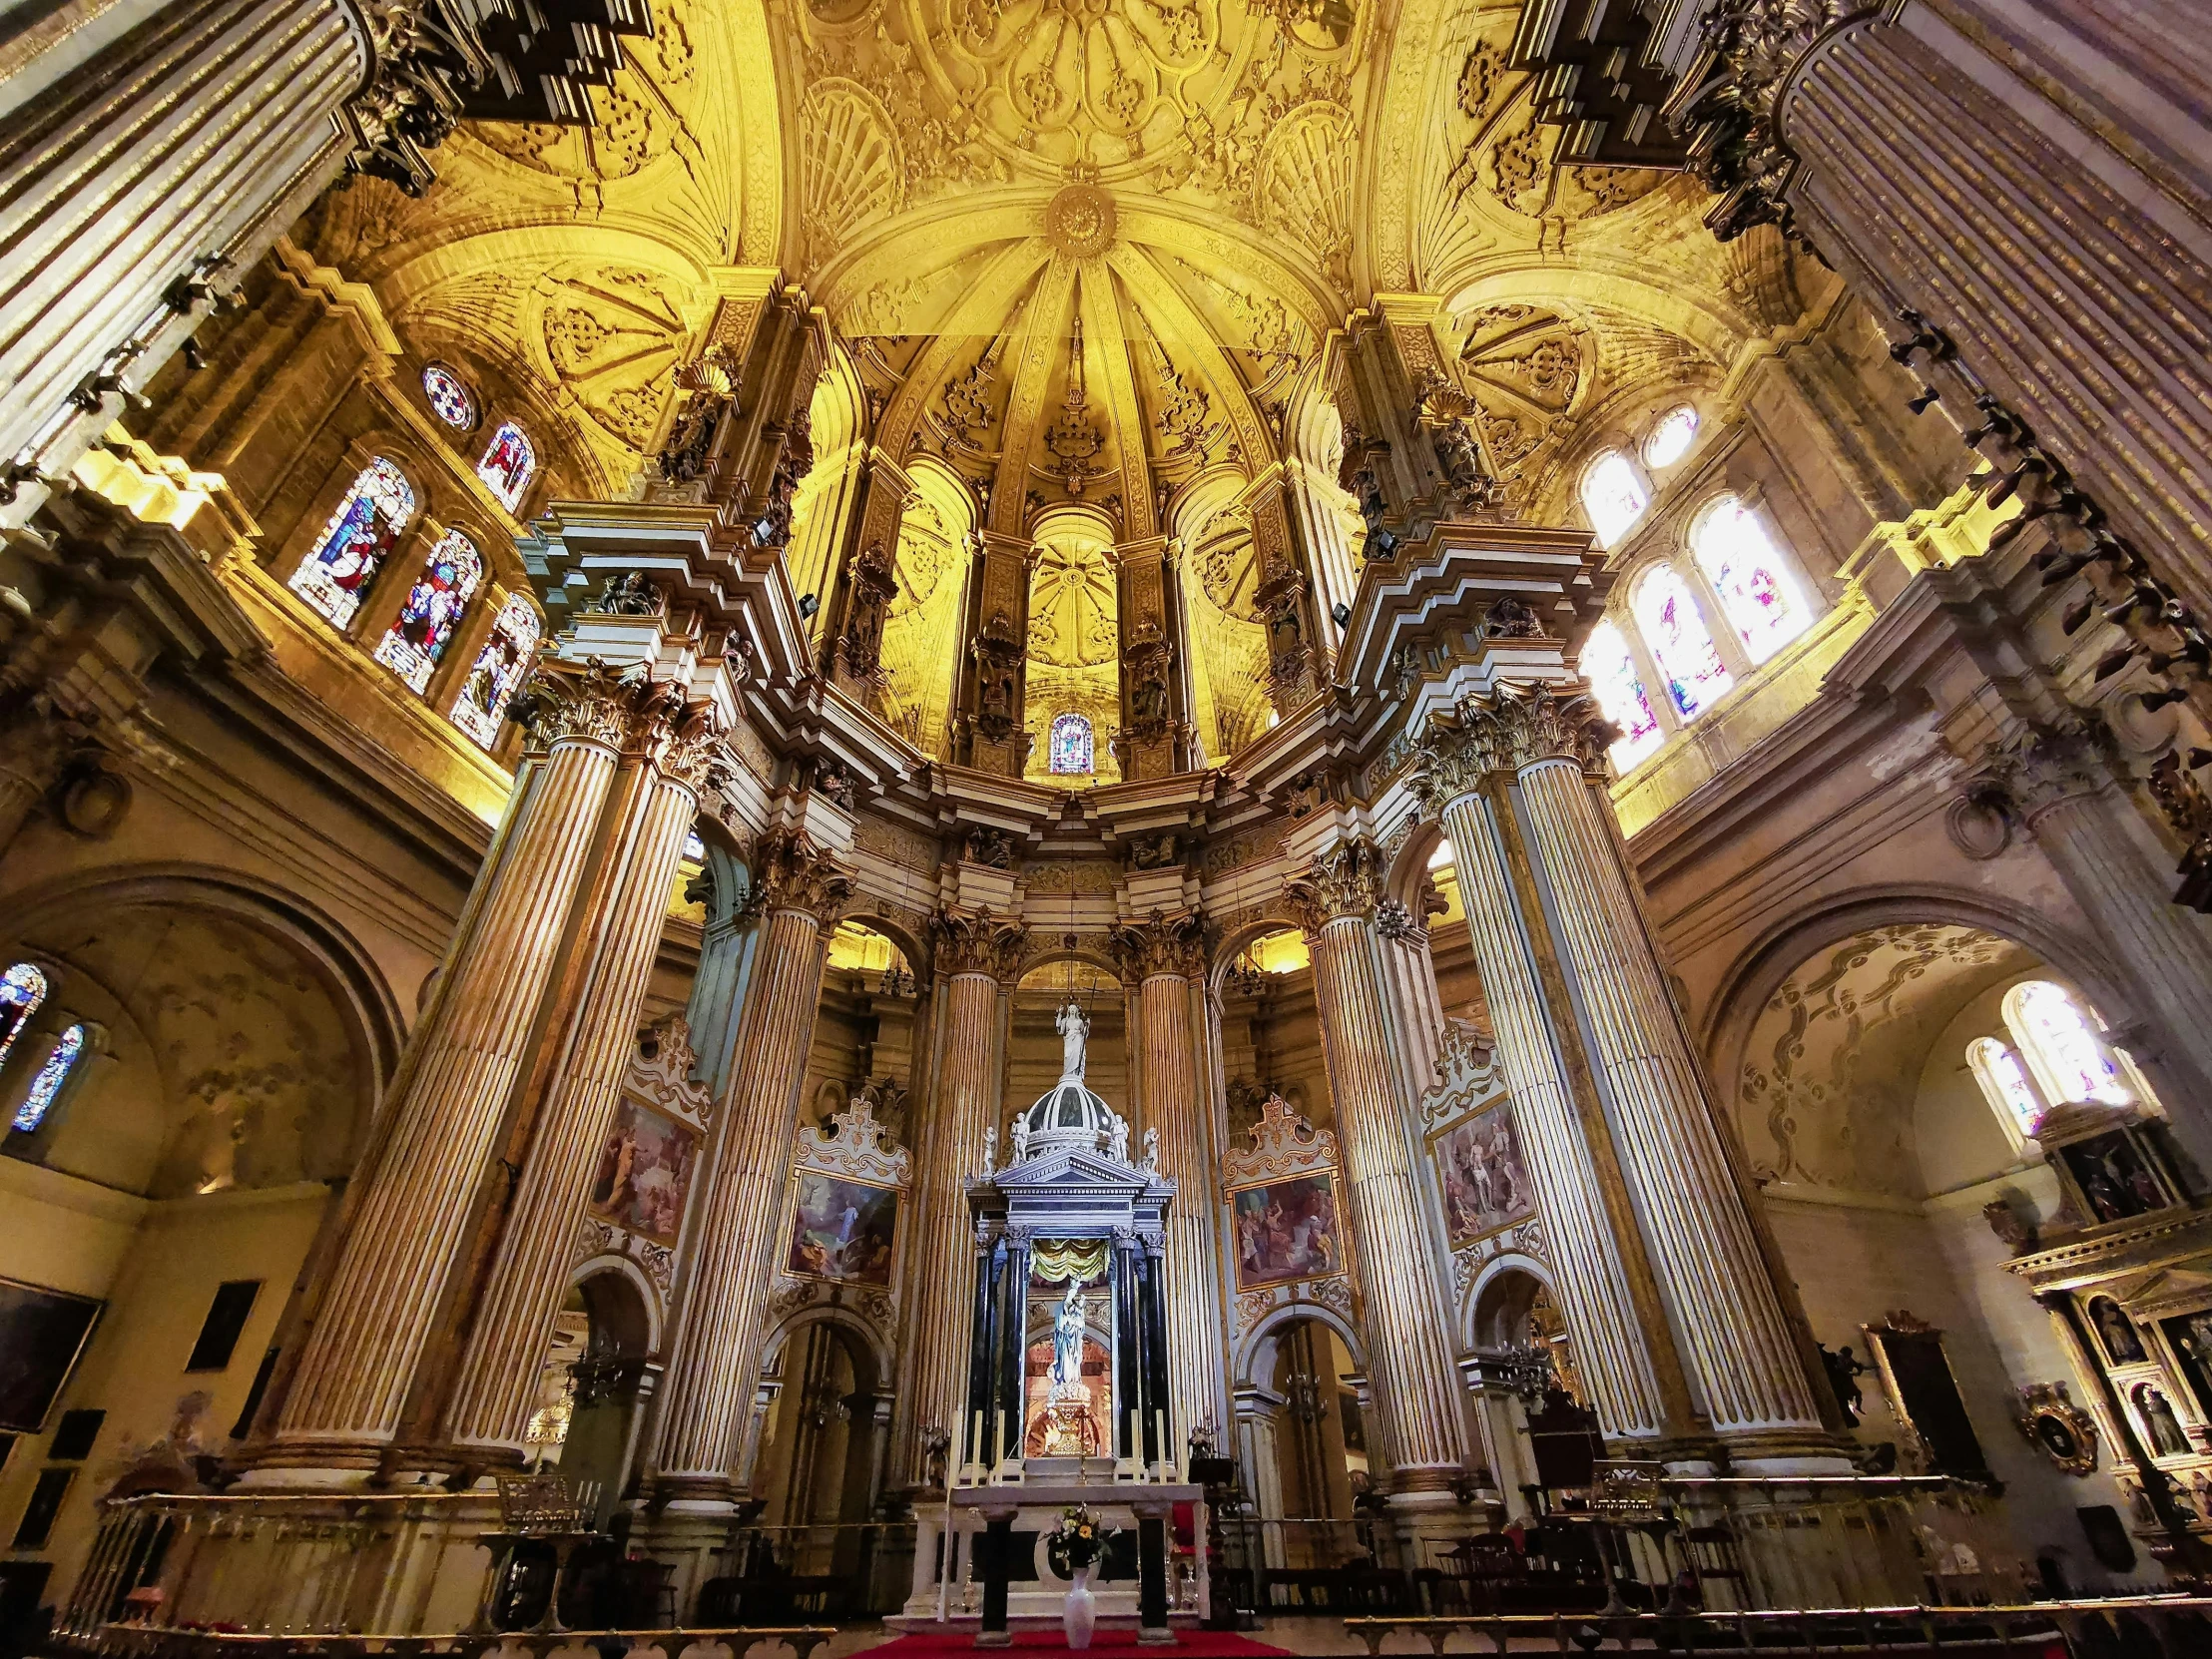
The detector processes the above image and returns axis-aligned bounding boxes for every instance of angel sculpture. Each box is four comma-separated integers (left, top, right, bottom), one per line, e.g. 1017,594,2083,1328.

1142,1126,1161,1174
1011,1115,1031,1164
980,1124,997,1178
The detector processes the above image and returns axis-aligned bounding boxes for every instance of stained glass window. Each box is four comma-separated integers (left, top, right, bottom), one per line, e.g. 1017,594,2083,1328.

1967,1036,2045,1144
288,458,415,629
0,962,48,1073
1632,565,1734,719
449,593,541,749
2005,980,2131,1107
373,529,484,694
1048,712,1093,776
1642,405,1699,469
477,422,537,513
1583,620,1664,770
1580,450,1648,546
1691,494,1812,665
683,830,707,861
421,363,476,429
14,1024,84,1134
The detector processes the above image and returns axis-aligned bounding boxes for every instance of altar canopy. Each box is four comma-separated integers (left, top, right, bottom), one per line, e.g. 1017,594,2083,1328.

962,1000,1177,1483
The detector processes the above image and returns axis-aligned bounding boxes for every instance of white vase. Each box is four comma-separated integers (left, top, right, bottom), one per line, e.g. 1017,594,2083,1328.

1063,1561,1097,1649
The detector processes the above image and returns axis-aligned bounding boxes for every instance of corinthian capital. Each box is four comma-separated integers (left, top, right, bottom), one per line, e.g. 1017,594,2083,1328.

1282,839,1388,936
521,659,634,750
1413,683,1612,813
748,829,854,928
626,675,729,795
932,905,1028,980
1108,908,1207,983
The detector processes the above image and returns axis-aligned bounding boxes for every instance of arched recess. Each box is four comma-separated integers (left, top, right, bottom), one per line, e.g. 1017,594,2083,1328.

787,342,869,638
752,1306,894,1550
1699,885,2130,1114
685,840,759,1099
1231,1304,1372,1534
1169,469,1273,764
0,863,404,1098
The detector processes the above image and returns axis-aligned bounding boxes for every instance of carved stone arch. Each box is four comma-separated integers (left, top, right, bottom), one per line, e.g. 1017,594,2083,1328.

1206,911,1308,998
572,1254,663,1357
1436,268,1739,374
1698,884,2128,1127
1464,1252,1553,1352
758,1302,893,1401
1233,1298,1367,1393
1383,819,1452,911
1016,943,1123,989
840,904,932,987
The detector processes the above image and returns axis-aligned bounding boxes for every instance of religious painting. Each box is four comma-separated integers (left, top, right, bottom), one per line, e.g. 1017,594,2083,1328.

1433,1100,1535,1244
2060,1131,2171,1223
586,1098,699,1248
786,1172,898,1286
2163,1311,2212,1418
0,1277,102,1433
1230,1173,1343,1290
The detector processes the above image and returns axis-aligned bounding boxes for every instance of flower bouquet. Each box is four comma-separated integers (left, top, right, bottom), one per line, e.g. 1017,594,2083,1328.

1047,1503,1116,1648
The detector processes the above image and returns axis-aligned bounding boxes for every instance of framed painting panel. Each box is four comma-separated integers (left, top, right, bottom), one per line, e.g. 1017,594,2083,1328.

0,1277,102,1434
1432,1098,1535,1245
587,1097,701,1248
788,1171,899,1286
1230,1172,1344,1291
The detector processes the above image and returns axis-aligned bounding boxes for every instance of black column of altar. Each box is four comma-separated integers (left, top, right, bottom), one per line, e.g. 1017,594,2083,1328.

1113,1235,1142,1464
992,1234,1031,1470
1137,1236,1170,1466
965,1231,1000,1474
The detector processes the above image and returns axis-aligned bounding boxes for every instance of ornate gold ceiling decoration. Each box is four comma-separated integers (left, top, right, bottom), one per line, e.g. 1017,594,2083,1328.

1045,184,1118,258
1028,531,1119,668
1447,302,1583,482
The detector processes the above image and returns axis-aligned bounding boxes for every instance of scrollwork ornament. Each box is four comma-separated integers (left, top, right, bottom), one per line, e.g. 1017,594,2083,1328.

1107,908,1207,983
932,905,1029,980
520,659,632,751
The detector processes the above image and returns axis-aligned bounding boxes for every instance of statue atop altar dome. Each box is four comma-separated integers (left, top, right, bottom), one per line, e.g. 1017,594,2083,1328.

1056,997,1089,1080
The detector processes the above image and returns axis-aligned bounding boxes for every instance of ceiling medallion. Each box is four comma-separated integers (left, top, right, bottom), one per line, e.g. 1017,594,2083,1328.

1045,185,1118,259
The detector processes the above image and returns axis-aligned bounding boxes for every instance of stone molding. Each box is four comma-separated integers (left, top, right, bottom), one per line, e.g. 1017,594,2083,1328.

1282,838,1388,934
1107,906,1207,982
931,904,1028,979
746,828,853,927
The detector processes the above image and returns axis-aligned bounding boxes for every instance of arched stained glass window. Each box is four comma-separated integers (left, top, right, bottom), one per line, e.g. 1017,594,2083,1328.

289,458,415,629
14,1024,84,1134
1691,494,1812,665
1580,450,1648,546
1967,1036,2045,1146
1642,405,1699,469
421,363,477,430
1048,712,1094,776
477,422,537,513
449,594,541,749
1583,619,1663,771
373,529,484,694
2004,980,2130,1108
1633,565,1734,719
0,962,48,1072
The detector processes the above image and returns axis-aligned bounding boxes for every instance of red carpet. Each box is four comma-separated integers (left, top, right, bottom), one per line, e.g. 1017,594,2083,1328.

865,1632,1288,1657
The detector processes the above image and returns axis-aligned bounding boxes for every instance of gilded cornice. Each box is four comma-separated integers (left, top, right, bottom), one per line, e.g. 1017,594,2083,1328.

1410,681,1614,816
1107,907,1207,983
1281,838,1387,935
748,828,855,927
932,904,1029,980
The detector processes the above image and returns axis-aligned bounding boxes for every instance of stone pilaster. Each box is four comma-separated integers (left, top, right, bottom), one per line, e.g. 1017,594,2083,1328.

1433,685,1832,1457
889,906,1024,1491
1108,908,1227,1450
441,689,724,1454
1281,843,1469,1492
254,662,649,1471
651,830,850,1506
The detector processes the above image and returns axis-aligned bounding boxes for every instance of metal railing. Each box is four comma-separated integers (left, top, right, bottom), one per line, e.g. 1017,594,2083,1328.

78,1628,834,1659
1341,1597,2212,1655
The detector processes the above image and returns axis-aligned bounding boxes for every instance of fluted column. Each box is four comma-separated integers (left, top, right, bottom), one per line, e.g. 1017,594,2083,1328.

1442,686,1829,1452
0,0,365,510
1281,845,1468,1493
652,830,851,1506
1109,909,1228,1451
890,907,1024,1492
255,663,642,1470
1412,746,1676,1445
443,692,723,1453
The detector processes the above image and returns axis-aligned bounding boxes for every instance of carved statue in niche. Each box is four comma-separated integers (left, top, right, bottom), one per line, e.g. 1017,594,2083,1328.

1129,831,1179,870
1130,669,1170,727
811,759,854,810
751,409,815,550
1483,596,1542,639
963,827,1014,868
972,611,1023,743
1337,419,1395,558
659,393,726,483
838,540,896,678
593,570,664,616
